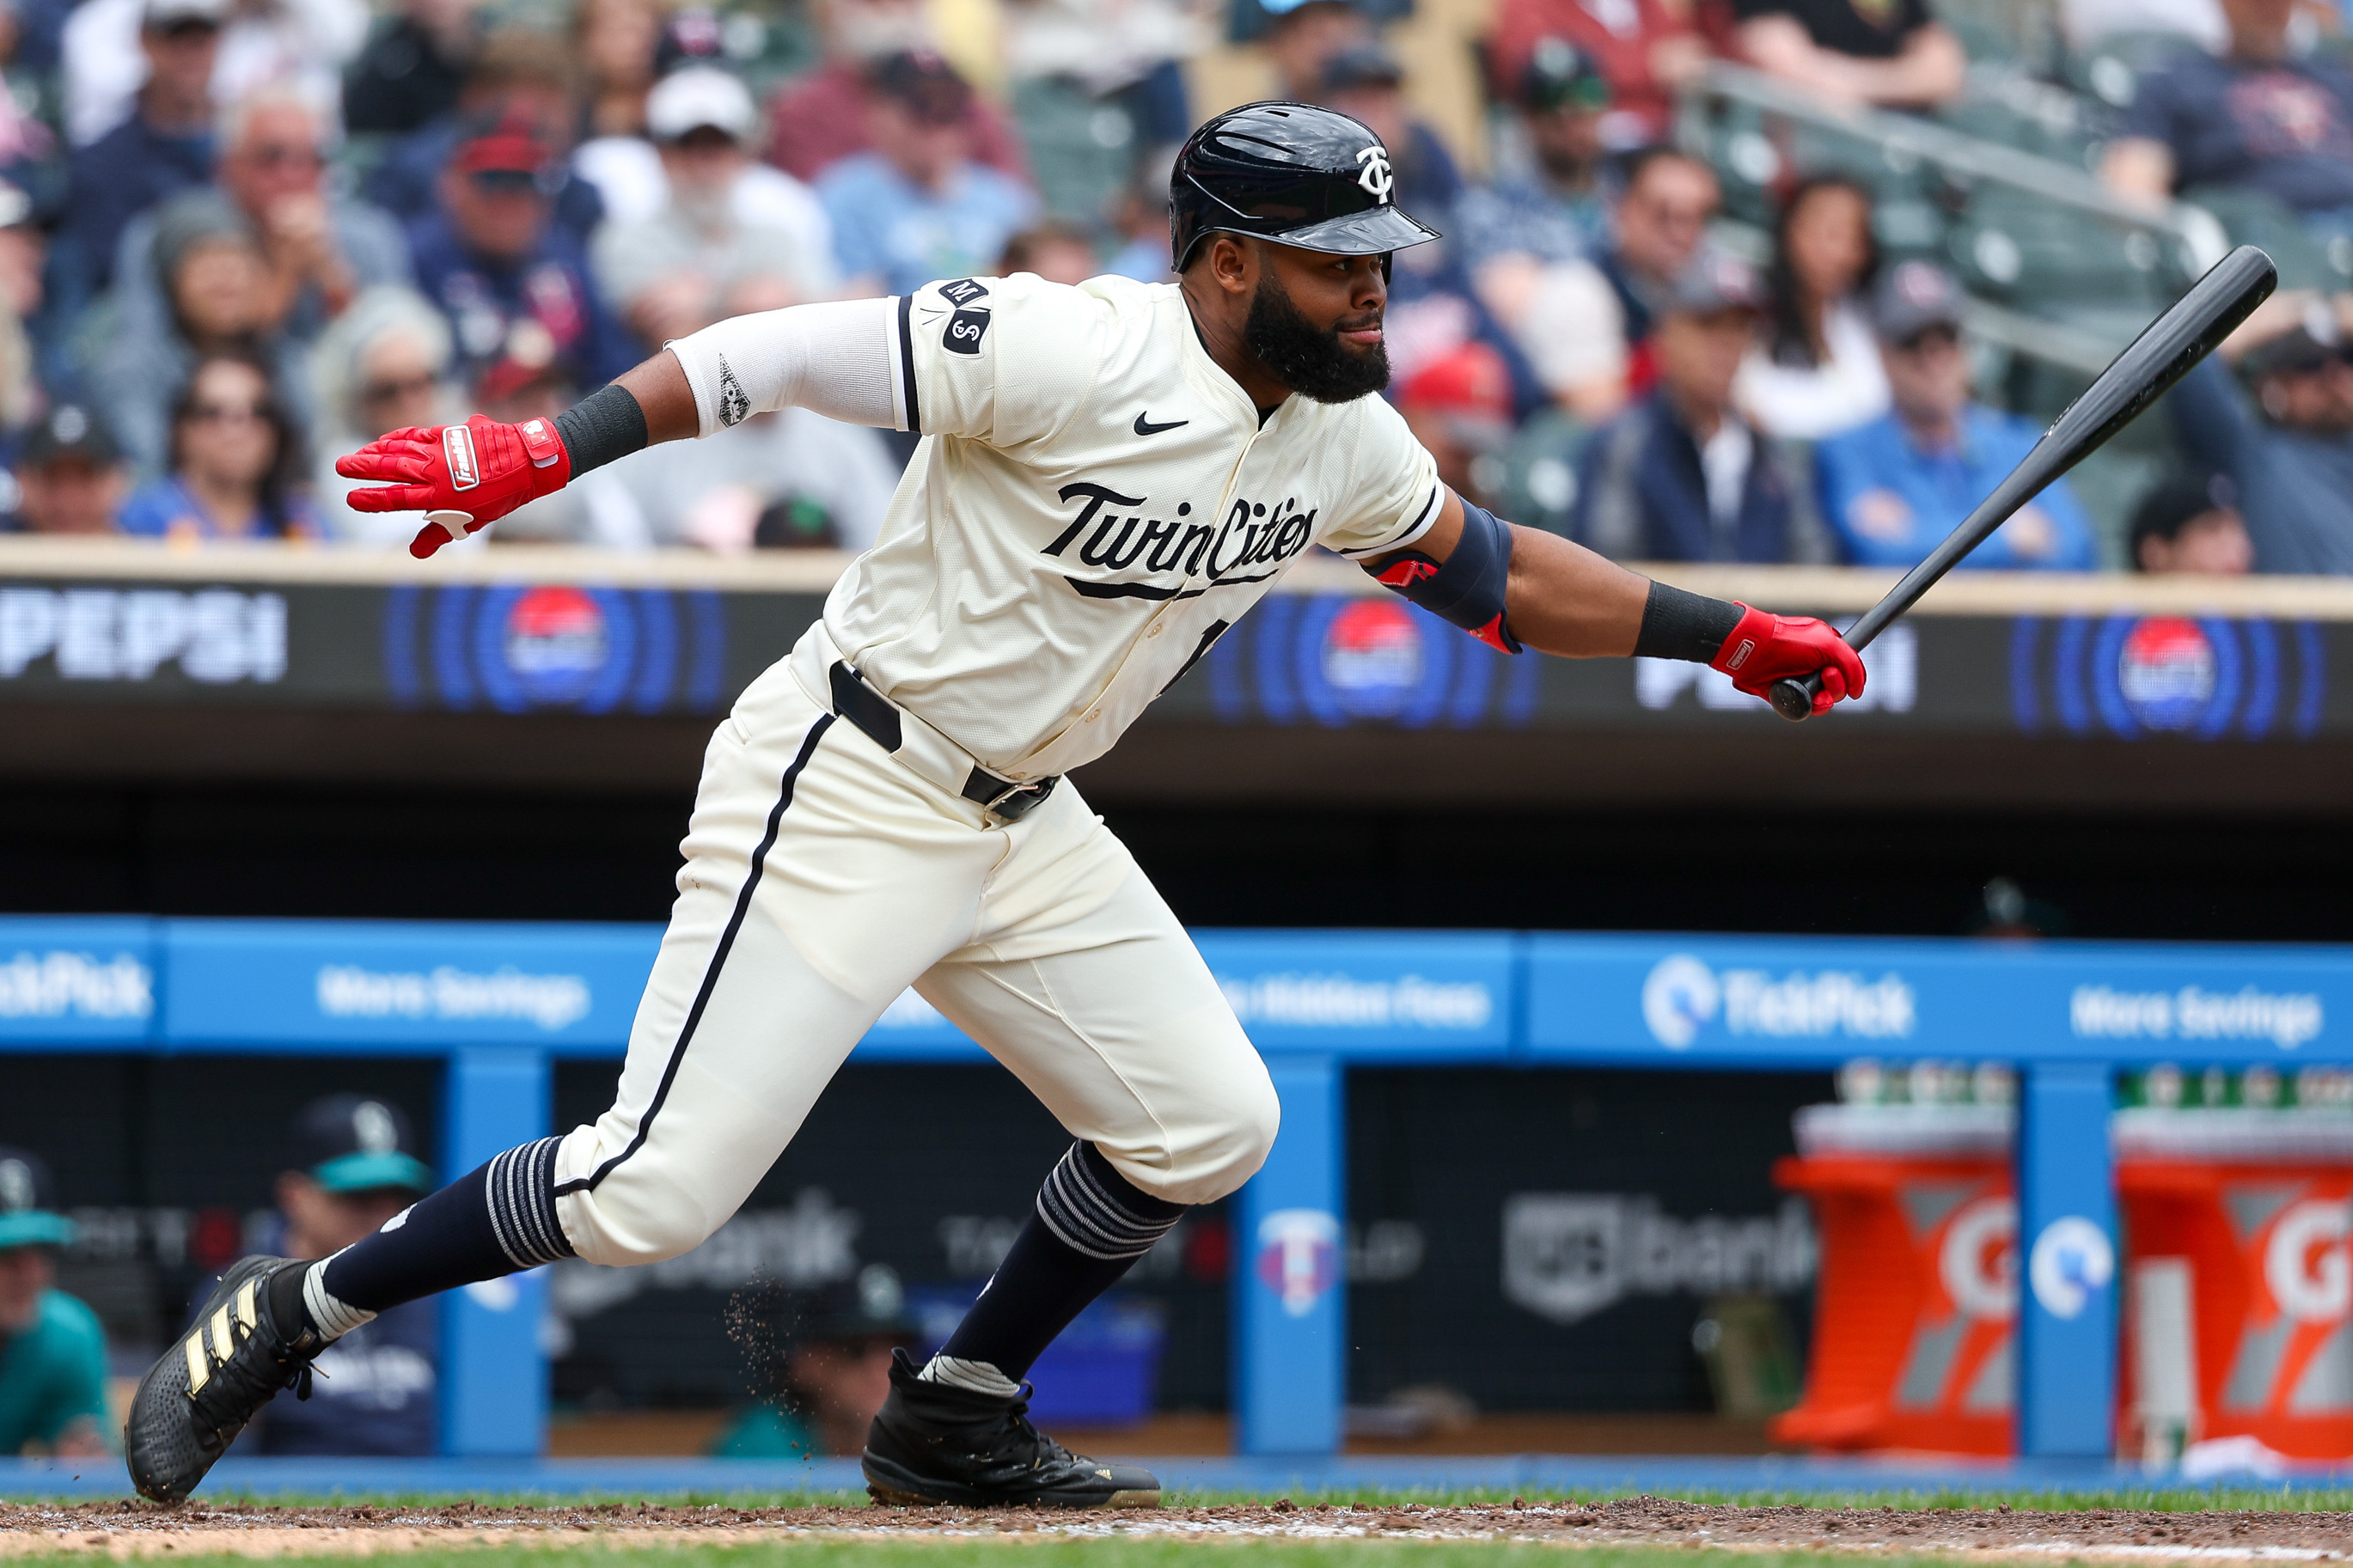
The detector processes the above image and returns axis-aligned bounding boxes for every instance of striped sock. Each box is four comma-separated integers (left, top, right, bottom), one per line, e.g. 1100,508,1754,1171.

318,1137,575,1314
937,1143,1183,1382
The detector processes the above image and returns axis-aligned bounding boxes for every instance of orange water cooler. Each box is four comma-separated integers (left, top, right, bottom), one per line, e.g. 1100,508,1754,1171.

1772,1101,2017,1455
2116,1109,2353,1461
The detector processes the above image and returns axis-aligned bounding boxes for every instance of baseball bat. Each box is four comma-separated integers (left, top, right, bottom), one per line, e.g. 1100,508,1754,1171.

1768,243,2277,723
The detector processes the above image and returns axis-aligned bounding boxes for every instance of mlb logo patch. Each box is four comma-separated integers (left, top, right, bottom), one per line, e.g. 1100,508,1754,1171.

444,425,480,490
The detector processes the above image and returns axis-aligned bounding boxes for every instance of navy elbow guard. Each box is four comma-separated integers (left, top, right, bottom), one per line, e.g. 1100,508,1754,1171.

1368,499,1522,653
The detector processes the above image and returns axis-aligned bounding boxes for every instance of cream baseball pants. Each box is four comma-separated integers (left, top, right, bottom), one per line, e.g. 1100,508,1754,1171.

547,628,1280,1267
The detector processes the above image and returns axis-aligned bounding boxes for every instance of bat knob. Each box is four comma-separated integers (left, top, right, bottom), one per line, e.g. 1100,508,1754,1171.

1769,675,1819,722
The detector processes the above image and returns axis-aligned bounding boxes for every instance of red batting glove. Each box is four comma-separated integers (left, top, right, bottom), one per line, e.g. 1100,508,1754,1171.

335,414,572,558
1711,602,1867,716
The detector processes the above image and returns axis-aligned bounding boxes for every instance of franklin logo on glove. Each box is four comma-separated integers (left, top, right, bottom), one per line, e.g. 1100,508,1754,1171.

443,427,480,491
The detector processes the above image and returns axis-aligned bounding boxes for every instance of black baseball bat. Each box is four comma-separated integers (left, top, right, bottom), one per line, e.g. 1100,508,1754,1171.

1768,244,2277,722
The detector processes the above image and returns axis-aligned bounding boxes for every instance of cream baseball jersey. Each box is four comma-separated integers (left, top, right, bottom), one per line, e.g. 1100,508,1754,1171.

772,274,1439,779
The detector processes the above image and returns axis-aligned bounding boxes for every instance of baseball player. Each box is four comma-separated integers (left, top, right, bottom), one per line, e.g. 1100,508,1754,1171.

126,103,1864,1508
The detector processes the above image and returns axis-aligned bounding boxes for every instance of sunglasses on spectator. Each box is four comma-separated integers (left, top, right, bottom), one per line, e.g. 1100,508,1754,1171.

186,400,269,424
241,143,322,170
1892,325,1961,355
360,372,437,404
154,19,219,40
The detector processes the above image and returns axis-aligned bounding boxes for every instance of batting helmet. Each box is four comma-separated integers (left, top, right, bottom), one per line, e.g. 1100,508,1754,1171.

1169,101,1441,272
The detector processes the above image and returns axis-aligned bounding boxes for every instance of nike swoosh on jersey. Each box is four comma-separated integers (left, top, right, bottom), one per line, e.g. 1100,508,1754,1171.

1133,412,1189,436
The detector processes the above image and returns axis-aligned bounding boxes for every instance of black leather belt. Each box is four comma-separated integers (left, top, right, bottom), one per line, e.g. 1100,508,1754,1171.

828,661,1060,824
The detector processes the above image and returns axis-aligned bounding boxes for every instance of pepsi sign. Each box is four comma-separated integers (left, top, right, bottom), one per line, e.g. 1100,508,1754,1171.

2011,614,2322,741
384,583,729,714
1204,592,1539,729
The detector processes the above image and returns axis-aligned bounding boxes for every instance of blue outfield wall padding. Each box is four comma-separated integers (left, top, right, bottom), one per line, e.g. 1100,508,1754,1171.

0,917,161,1047
8,1454,2353,1503
1525,932,2353,1068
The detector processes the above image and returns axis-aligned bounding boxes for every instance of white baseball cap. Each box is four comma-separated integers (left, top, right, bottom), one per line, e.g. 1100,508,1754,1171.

143,0,229,29
646,67,757,143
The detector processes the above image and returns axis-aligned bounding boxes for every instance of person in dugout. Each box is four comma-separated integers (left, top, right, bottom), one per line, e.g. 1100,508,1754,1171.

248,1097,439,1455
0,1149,110,1457
711,1266,919,1457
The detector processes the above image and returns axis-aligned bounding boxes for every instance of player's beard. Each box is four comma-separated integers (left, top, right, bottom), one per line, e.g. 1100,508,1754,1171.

1244,271,1390,404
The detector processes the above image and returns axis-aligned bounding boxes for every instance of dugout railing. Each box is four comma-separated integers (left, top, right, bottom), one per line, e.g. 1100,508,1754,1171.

7,916,2351,1458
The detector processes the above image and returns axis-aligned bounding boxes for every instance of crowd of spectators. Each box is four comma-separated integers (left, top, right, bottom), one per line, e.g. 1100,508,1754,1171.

0,0,2340,574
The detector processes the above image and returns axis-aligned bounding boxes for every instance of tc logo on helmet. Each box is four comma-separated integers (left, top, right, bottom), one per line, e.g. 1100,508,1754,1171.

1355,145,1394,202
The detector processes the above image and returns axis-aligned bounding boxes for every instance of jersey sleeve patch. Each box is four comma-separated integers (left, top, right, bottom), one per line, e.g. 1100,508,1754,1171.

943,307,992,356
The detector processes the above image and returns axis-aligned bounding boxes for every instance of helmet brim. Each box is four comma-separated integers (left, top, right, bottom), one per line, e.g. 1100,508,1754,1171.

1260,204,1442,256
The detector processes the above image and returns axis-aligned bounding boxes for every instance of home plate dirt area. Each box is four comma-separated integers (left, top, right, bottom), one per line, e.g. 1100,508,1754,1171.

4,1497,2353,1562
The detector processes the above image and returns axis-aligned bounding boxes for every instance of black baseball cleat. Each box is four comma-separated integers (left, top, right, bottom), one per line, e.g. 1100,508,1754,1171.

861,1349,1160,1508
125,1256,326,1504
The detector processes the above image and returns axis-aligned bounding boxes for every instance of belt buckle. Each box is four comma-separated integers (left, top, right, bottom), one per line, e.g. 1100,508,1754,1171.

982,776,1056,826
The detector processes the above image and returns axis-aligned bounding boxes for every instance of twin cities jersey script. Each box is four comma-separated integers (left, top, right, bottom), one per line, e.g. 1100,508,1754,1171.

823,273,1440,780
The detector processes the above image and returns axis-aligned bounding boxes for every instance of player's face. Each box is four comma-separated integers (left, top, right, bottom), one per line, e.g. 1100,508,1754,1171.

1244,242,1390,404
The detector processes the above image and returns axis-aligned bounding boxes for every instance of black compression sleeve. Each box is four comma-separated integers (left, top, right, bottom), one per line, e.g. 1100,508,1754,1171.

1633,580,1746,663
553,382,649,477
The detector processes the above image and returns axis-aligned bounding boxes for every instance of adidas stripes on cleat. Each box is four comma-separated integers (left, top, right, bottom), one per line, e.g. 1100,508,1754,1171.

125,1256,324,1504
861,1348,1161,1508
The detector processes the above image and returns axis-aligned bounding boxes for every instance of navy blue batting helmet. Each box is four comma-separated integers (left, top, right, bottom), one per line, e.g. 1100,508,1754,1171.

1169,101,1441,272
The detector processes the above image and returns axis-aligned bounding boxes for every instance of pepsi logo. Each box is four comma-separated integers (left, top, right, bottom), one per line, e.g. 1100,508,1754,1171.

1321,600,1421,717
504,585,608,703
2117,617,2215,731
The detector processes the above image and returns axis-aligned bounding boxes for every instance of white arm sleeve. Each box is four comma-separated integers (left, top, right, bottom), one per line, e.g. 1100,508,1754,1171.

665,296,901,437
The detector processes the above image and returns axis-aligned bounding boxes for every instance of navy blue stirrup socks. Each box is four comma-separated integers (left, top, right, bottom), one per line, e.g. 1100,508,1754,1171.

271,1138,575,1334
938,1141,1184,1382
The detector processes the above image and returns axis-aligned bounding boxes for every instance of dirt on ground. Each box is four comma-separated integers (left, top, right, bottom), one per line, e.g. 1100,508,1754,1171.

3,1496,2352,1559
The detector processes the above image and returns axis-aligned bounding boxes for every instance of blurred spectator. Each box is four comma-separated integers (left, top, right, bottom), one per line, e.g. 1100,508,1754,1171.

997,0,1200,153
1313,47,1464,218
1262,0,1373,102
0,1148,107,1458
1598,147,1716,374
2168,290,2353,572
2,405,128,532
577,0,659,140
342,0,478,135
2100,0,2353,227
118,350,319,539
0,180,40,430
1457,39,1616,272
608,278,898,550
95,198,312,477
711,1268,915,1458
1732,0,1965,108
1397,340,1515,509
366,33,604,245
1457,45,1623,419
409,113,634,389
2130,470,2253,573
309,284,454,542
999,219,1099,284
576,64,833,251
590,67,837,350
2063,0,2223,52
764,0,1027,185
64,0,364,152
115,87,412,349
1571,248,1831,562
1103,154,1174,281
1486,0,1705,147
819,52,1037,296
58,0,222,301
1734,174,1887,439
254,1096,437,1455
1815,261,2096,570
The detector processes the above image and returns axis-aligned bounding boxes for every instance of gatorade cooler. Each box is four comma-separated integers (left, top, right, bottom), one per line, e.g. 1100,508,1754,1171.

2117,1107,2353,1461
1772,1101,2017,1455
